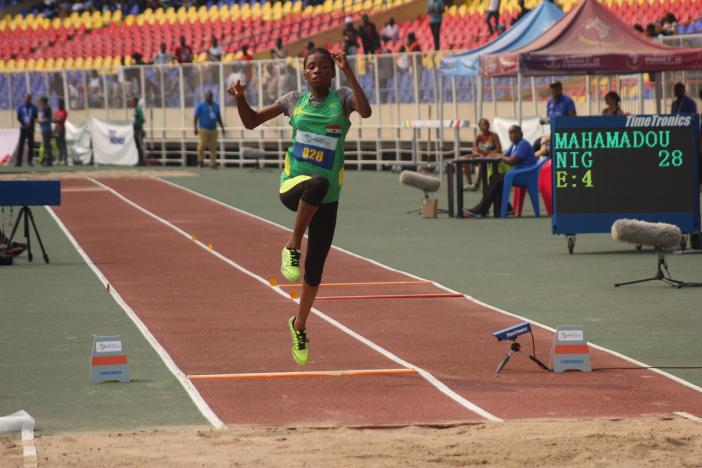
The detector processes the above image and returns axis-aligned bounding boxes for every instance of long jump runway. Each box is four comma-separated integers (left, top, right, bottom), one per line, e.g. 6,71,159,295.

52,177,702,427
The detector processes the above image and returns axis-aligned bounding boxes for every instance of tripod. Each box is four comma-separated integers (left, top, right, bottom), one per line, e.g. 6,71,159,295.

496,335,551,375
4,206,50,263
614,251,701,288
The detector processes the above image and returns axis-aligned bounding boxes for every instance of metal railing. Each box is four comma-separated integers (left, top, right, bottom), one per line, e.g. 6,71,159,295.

1,43,700,167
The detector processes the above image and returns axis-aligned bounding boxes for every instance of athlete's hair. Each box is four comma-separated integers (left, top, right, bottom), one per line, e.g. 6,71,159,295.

303,47,334,68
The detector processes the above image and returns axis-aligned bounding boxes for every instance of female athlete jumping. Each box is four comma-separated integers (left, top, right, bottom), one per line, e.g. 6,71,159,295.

228,48,372,366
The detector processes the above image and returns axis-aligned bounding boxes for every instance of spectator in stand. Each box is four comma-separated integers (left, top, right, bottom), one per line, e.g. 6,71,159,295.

343,16,360,55
427,0,444,50
16,94,38,167
645,23,658,37
153,42,175,64
240,45,253,61
271,37,286,60
194,91,225,169
208,36,223,62
465,125,536,218
671,82,697,114
131,51,146,65
602,91,624,115
175,36,194,64
407,32,421,52
660,12,677,36
546,81,576,120
53,99,68,165
359,14,381,54
38,97,53,166
486,0,501,35
512,0,530,25
396,45,410,72
381,17,399,44
132,97,146,166
633,23,644,33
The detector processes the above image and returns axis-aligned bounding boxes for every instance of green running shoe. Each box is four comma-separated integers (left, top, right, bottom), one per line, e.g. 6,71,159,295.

281,247,301,282
288,316,309,366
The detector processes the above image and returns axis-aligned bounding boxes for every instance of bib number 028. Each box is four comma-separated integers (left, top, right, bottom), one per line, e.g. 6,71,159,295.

302,147,324,162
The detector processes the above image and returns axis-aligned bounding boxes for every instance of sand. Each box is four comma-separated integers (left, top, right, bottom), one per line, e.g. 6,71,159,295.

2,416,701,467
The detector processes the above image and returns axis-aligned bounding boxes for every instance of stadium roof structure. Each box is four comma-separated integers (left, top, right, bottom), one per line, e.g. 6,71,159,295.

439,1,564,77
479,0,702,76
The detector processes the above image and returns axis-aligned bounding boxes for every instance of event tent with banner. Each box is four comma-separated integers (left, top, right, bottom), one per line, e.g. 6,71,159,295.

439,1,564,78
478,0,702,120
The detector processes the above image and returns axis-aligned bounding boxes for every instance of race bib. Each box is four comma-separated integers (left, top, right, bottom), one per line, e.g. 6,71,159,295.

292,130,337,169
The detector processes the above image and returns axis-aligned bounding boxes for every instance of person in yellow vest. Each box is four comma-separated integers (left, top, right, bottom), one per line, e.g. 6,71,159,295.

228,48,372,366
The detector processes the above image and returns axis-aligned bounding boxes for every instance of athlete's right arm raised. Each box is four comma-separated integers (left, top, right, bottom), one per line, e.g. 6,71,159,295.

227,80,282,130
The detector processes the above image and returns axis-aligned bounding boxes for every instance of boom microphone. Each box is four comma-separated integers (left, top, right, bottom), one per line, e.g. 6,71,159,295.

399,170,441,194
611,219,681,251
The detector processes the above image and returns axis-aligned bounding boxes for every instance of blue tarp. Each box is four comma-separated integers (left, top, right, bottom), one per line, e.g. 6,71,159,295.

440,1,564,77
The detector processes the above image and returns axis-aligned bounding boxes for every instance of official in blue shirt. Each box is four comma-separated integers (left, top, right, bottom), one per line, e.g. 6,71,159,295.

546,81,577,121
16,94,38,167
466,125,536,218
38,96,54,166
671,82,697,114
194,91,225,168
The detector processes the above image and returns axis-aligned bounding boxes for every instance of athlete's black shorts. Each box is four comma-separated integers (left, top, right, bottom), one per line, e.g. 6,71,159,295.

280,175,337,287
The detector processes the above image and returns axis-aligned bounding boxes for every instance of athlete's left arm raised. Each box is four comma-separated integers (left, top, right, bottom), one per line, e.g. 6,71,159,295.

332,52,372,118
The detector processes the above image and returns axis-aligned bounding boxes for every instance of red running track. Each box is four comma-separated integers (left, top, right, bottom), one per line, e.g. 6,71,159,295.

52,177,702,426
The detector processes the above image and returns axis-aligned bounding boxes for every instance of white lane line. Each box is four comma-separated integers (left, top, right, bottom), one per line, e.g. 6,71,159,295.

154,177,702,396
674,411,702,423
95,178,502,423
21,426,36,468
45,205,225,430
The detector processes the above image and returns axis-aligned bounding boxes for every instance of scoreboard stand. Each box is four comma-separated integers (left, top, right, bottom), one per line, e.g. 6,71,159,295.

551,114,701,253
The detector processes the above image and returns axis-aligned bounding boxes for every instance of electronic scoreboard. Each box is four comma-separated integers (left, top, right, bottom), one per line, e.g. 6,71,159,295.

551,114,700,252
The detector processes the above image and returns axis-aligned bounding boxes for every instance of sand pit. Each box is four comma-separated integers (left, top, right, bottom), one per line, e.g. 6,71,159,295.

2,416,701,467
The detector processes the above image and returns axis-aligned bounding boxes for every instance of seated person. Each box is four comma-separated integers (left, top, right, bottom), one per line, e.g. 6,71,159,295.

463,118,502,191
466,125,536,218
602,91,624,115
534,134,551,159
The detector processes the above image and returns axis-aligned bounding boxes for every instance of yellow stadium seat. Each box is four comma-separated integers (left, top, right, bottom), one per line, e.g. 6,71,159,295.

136,15,145,26
83,57,94,69
283,1,293,13
26,58,36,70
113,10,122,23
5,60,15,71
74,57,84,68
54,58,64,69
195,52,207,63
0,61,6,72
223,52,236,62
361,0,371,10
292,1,302,13
45,58,55,69
125,15,134,26
230,8,240,20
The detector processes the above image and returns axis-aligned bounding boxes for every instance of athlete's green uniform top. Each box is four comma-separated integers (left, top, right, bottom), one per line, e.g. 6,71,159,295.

280,89,352,204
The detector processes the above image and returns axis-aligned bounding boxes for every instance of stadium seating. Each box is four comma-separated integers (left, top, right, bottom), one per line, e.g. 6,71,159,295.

0,0,700,72
0,0,409,69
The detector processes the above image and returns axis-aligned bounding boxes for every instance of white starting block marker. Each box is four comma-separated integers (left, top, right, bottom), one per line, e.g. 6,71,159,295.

551,325,591,372
91,335,129,384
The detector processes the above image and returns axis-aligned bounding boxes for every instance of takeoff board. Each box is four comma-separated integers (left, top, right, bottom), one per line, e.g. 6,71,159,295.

551,114,700,236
